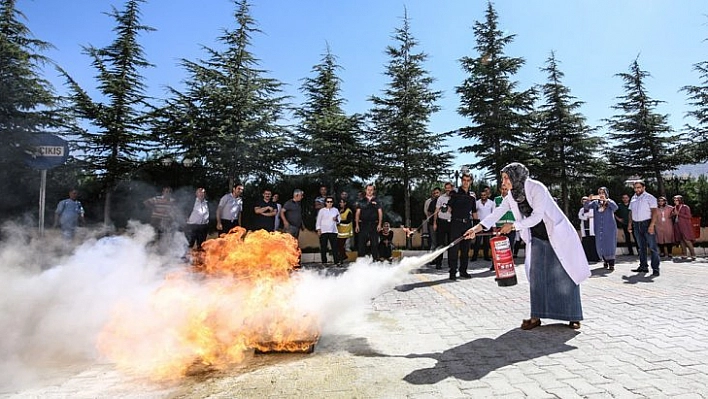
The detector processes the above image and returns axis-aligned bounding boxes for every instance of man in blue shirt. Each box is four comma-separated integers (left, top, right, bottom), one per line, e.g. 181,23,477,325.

54,188,84,241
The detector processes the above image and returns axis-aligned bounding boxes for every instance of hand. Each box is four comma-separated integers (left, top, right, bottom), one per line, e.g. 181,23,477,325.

355,225,360,233
499,223,513,234
464,228,476,240
216,222,222,230
648,225,655,234
332,216,338,221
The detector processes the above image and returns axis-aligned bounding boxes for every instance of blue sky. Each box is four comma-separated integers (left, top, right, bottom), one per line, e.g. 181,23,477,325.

18,0,708,172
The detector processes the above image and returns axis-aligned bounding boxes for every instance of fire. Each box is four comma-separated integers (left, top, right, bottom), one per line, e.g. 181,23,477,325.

97,227,319,381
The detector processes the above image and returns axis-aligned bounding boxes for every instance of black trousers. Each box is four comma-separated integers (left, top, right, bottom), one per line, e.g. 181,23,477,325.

185,223,208,250
319,232,339,263
219,219,239,236
434,219,451,267
472,229,491,260
448,220,472,275
357,221,380,259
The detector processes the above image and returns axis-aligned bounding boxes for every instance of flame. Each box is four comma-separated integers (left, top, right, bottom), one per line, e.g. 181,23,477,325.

97,227,319,381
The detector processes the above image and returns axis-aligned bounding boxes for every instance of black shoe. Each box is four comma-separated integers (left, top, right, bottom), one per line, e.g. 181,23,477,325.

470,257,478,262
449,275,457,281
459,272,472,279
484,257,492,261
489,266,495,271
631,268,649,273
652,270,660,277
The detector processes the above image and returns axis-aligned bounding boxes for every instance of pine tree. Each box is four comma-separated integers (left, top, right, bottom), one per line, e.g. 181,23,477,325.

296,45,370,187
0,0,64,219
682,29,708,162
157,0,290,188
369,9,451,229
606,57,682,196
531,52,600,215
59,0,155,224
456,1,536,186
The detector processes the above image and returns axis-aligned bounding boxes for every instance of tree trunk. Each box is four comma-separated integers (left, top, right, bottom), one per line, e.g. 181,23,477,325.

404,176,411,249
103,190,112,226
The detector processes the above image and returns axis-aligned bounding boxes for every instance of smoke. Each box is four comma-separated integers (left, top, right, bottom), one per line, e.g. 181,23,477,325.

0,221,439,392
0,221,175,391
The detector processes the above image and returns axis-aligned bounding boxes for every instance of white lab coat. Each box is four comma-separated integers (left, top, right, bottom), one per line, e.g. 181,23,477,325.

480,178,591,285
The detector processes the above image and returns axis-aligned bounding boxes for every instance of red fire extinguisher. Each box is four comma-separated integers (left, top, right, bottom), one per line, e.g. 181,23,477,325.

490,235,518,287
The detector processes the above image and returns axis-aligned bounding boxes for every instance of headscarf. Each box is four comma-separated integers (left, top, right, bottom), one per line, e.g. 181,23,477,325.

598,186,609,198
501,162,532,216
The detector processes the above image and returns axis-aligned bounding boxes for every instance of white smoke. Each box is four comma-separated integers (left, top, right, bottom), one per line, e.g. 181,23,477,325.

0,221,440,392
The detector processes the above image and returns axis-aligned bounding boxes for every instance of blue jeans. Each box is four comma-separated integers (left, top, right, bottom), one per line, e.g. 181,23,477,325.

633,220,660,271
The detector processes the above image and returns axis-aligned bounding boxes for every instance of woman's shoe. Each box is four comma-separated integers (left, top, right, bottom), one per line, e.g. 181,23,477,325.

521,318,541,330
569,321,581,330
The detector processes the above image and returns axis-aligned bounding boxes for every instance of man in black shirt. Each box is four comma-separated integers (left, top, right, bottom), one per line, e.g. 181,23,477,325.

446,173,476,280
355,183,383,259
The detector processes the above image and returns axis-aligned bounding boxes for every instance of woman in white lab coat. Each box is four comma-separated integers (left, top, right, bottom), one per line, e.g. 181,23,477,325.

465,163,590,330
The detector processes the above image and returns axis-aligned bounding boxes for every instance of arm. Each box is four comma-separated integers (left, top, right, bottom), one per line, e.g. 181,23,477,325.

649,207,658,234
315,209,323,234
54,201,62,228
467,195,513,237
216,197,224,229
355,208,361,233
578,207,587,220
280,205,289,229
377,207,383,231
607,199,619,213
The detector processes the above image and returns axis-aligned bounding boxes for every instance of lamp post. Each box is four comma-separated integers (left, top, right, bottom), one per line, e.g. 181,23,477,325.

159,156,195,187
661,172,690,196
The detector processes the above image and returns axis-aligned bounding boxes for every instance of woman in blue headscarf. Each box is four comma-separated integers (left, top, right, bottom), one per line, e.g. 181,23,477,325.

584,187,618,270
465,163,590,330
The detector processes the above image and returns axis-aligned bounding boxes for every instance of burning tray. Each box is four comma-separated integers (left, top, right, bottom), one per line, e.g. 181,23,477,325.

253,337,319,354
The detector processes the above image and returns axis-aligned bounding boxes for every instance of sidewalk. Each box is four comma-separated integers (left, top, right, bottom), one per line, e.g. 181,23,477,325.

4,254,708,398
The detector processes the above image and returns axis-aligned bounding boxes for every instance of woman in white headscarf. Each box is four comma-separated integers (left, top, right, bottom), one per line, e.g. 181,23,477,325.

465,163,590,330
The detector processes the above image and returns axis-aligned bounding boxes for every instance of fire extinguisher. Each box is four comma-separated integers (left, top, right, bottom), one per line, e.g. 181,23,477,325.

490,234,517,287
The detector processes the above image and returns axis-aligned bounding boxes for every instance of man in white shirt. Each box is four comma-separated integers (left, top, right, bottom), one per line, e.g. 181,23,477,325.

472,187,495,266
216,184,243,235
627,180,661,276
185,187,209,250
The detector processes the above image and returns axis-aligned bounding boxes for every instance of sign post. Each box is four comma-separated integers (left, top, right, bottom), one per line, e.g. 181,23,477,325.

24,134,70,236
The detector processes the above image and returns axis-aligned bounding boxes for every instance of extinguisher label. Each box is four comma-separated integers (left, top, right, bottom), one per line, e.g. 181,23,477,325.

491,236,516,279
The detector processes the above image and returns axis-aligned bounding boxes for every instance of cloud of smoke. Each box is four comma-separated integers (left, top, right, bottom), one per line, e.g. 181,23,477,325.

0,221,437,391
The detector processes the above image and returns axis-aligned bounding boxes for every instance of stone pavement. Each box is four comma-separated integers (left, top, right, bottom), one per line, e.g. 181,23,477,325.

4,254,708,398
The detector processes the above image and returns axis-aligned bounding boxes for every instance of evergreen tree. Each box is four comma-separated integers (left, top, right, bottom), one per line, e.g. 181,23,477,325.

296,45,370,187
606,57,682,196
456,1,536,186
157,0,290,188
682,29,708,162
369,9,450,229
0,0,64,220
531,52,600,215
59,0,155,224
